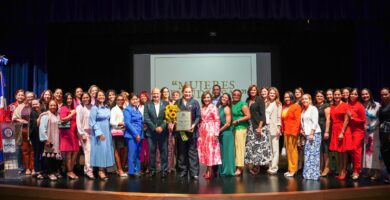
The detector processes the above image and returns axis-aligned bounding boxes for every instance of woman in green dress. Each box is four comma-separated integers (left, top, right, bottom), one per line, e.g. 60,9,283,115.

218,93,235,176
231,89,251,176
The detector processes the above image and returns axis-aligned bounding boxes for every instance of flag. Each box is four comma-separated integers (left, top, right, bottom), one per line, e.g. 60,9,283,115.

0,55,7,159
0,55,8,109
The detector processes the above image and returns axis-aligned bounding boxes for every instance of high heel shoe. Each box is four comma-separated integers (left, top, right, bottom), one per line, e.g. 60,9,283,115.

235,169,242,176
336,174,346,180
67,172,79,180
351,173,359,181
85,173,95,180
370,173,381,181
285,172,295,177
321,168,330,177
98,171,109,181
204,171,211,179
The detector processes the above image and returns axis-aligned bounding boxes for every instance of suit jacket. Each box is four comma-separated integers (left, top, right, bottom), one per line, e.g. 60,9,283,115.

123,105,144,139
282,103,302,136
267,101,282,136
144,100,168,137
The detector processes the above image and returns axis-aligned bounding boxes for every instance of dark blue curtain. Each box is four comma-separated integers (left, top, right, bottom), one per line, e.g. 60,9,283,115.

3,63,47,102
46,0,387,22
0,0,388,101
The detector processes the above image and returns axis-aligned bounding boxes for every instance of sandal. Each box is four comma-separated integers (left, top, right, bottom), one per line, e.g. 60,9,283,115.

249,167,259,175
85,173,95,180
370,173,381,181
48,174,58,181
118,171,128,177
36,173,44,179
25,169,32,176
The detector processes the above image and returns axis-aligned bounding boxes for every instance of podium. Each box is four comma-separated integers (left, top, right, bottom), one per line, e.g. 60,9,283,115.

1,122,20,179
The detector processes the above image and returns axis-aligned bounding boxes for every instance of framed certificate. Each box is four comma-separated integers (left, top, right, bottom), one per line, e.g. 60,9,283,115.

176,111,192,131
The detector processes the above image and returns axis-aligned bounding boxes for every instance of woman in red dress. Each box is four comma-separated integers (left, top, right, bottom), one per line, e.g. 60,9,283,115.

329,89,352,180
59,93,80,179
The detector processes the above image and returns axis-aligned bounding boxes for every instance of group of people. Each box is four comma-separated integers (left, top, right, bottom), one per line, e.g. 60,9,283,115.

1,84,390,183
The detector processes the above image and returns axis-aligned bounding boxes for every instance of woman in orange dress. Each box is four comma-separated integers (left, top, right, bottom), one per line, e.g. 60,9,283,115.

281,91,302,177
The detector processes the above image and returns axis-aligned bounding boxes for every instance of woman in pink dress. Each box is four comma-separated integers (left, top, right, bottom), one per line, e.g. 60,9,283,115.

59,93,80,179
198,91,221,179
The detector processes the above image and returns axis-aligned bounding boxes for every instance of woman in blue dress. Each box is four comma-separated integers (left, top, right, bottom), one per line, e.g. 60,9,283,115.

89,90,115,180
124,93,144,176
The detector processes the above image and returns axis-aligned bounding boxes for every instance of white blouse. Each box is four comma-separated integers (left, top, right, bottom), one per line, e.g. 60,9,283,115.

110,105,124,129
301,105,321,135
76,104,92,136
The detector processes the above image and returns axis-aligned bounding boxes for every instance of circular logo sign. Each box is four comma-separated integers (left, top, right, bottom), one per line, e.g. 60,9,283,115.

3,128,14,138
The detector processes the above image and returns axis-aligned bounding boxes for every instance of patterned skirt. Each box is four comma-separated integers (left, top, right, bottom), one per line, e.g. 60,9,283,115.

303,133,321,180
244,122,272,166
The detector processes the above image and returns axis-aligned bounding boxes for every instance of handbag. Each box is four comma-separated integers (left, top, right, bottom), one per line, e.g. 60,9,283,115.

111,128,124,136
58,121,71,129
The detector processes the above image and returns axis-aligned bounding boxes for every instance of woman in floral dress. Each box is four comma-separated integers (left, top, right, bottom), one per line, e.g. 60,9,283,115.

198,91,221,179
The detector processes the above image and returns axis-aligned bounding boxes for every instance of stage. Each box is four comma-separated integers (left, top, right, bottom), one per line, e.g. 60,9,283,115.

1,169,390,200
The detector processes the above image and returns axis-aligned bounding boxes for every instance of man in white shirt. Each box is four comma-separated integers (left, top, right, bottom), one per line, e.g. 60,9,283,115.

144,88,168,178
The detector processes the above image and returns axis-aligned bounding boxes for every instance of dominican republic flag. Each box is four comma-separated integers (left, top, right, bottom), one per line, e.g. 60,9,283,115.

0,55,7,162
0,55,7,110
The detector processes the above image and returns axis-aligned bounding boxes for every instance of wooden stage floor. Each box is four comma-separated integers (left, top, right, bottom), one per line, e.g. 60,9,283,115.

1,169,390,200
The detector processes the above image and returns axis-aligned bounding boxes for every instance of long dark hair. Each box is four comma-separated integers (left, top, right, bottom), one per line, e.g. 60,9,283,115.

360,88,376,109
247,85,259,101
314,90,326,105
342,87,352,102
326,88,334,104
106,89,117,108
39,89,53,111
350,88,360,102
63,92,74,109
95,90,107,107
80,92,92,107
218,93,232,108
161,87,171,101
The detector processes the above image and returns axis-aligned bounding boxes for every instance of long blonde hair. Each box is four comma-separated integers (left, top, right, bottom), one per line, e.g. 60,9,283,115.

268,87,281,106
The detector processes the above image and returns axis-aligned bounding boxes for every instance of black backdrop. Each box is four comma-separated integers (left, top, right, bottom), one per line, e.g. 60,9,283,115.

48,20,354,95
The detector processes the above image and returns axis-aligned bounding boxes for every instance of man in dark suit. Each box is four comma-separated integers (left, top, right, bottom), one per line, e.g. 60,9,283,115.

144,88,168,178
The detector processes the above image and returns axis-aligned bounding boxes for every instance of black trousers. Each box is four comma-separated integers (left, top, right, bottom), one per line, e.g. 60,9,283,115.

31,136,44,171
176,134,199,177
148,133,168,172
380,131,390,172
